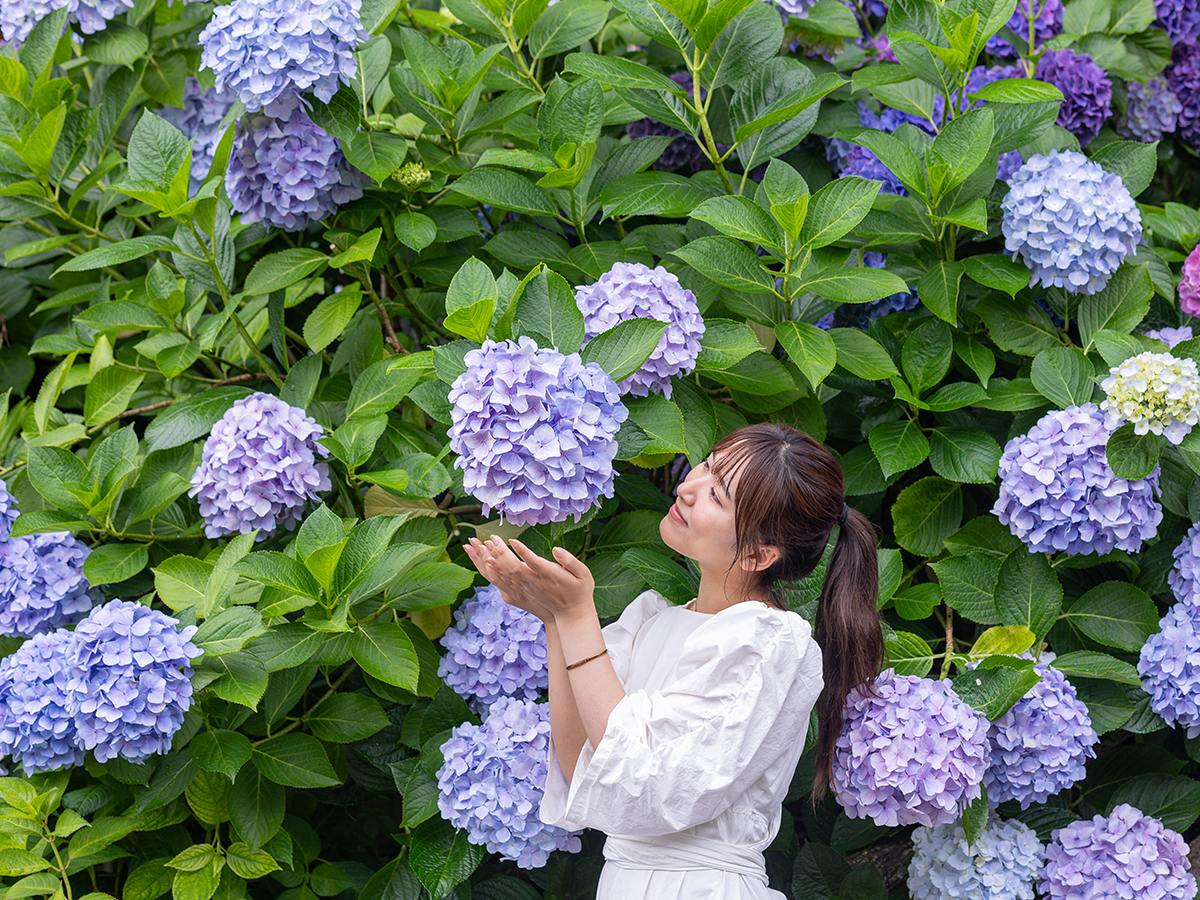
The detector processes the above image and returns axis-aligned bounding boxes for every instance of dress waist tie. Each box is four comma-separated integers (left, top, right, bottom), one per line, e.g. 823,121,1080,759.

603,833,768,883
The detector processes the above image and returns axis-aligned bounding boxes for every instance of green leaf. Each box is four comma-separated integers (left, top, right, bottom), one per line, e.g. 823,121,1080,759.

1031,346,1095,407
828,329,900,380
952,658,1042,720
450,167,556,217
969,625,1035,658
868,420,929,479
0,850,52,876
193,607,267,657
123,860,174,900
83,368,144,427
627,394,686,453
564,53,686,93
929,107,994,192
1106,423,1162,480
144,387,254,452
994,549,1062,642
54,236,178,274
394,210,436,252
798,266,909,304
82,22,149,66
443,297,495,342
224,843,279,880
343,131,407,182
529,0,610,57
82,543,148,586
797,176,882,250
892,477,962,555
228,765,284,850
1052,650,1141,686
306,693,390,742
1078,265,1152,352
512,269,586,352
914,260,964,324
252,734,340,788
775,321,836,387
329,228,382,268
1090,139,1156,196
205,649,268,709
409,819,486,899
243,249,328,295
1108,774,1200,833
190,731,253,782
928,427,1002,484
236,552,322,602
154,556,213,614
976,298,1057,356
303,287,361,353
691,194,787,251
599,173,716,219
885,631,934,677
901,319,952,394
580,318,668,384
331,515,407,604
352,622,419,691
1061,582,1159,652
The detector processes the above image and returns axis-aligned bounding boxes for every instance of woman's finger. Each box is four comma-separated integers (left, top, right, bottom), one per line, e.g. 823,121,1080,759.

551,545,591,580
509,539,548,571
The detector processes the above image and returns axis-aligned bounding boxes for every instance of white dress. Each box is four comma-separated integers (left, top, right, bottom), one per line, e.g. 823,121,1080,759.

541,590,824,900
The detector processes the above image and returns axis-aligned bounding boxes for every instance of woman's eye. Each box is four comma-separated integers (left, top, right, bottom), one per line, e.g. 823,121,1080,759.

710,487,720,504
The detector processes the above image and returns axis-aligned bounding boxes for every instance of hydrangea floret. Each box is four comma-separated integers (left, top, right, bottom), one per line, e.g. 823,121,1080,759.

993,404,1162,555
437,698,582,868
1138,600,1200,734
1117,75,1182,143
0,532,98,637
907,816,1046,900
158,78,237,191
67,600,202,763
0,629,83,775
1166,40,1200,150
985,0,1063,56
199,0,366,113
832,670,990,828
1156,0,1200,45
1034,50,1112,146
189,392,332,539
0,477,17,540
447,337,628,527
0,0,133,47
767,0,818,18
573,262,705,399
1170,522,1200,604
1099,351,1200,445
1001,151,1141,296
439,584,549,714
1039,804,1196,900
1146,325,1194,348
1178,244,1200,317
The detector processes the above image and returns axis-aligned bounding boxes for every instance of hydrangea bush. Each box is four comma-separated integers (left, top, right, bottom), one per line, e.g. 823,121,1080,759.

1,0,1200,895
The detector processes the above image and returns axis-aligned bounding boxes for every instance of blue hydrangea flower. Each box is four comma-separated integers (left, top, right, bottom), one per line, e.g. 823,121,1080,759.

0,533,98,638
1117,76,1182,142
625,73,705,172
974,655,1098,809
67,600,202,764
437,698,582,868
199,0,365,113
226,97,363,232
832,670,990,828
1146,325,1194,348
1040,804,1196,900
439,584,548,715
1001,151,1141,295
0,478,18,540
993,404,1162,555
189,392,332,540
986,0,1063,57
1034,50,1112,146
1139,600,1200,734
908,816,1046,900
448,337,628,527
0,629,83,775
1157,0,1200,45
0,0,133,47
766,0,819,18
158,78,237,191
574,262,705,399
1167,40,1200,150
1170,522,1200,603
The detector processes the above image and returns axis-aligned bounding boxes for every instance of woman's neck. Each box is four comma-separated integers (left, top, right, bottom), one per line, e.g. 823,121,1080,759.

692,568,771,615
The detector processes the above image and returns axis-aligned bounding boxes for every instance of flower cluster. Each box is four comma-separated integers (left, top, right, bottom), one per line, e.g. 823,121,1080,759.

1040,804,1196,900
574,262,705,399
448,337,628,527
67,600,202,763
199,0,365,113
437,698,582,868
0,0,133,47
986,0,1063,57
1157,0,1200,46
1001,151,1141,296
0,630,83,775
978,656,1098,809
226,97,363,232
439,585,548,714
1179,244,1200,317
831,252,920,329
1167,40,1200,150
1147,325,1194,348
769,0,819,18
832,671,990,828
993,404,1162,555
189,392,332,539
1139,601,1200,735
158,78,237,191
1099,351,1200,445
1117,76,1182,143
908,816,1046,900
0,478,17,540
0,532,98,637
1170,522,1200,603
625,73,705,172
1034,50,1112,146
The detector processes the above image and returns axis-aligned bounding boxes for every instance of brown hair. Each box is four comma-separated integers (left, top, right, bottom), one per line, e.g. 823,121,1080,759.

710,423,884,806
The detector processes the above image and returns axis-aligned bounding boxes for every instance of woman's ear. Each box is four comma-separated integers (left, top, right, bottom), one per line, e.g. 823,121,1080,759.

740,545,781,572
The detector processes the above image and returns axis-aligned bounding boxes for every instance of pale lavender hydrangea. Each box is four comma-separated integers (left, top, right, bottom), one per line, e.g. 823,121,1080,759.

158,78,237,191
625,72,705,172
1147,325,1194,348
1179,244,1200,317
189,392,332,539
975,655,1098,809
0,0,132,47
1117,76,1182,142
993,404,1162,555
1167,41,1200,149
1034,50,1112,146
226,97,363,232
439,584,548,714
437,698,582,868
1157,0,1200,45
0,629,83,775
908,816,1046,900
1040,804,1196,900
986,0,1063,57
1170,522,1200,603
199,0,365,113
67,600,202,763
1001,151,1141,295
574,262,705,398
448,337,628,527
1139,600,1200,734
832,670,990,828
0,533,97,637
0,478,17,540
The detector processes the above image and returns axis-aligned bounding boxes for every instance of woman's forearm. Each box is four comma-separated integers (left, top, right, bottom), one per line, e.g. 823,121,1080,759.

555,609,627,750
545,623,589,780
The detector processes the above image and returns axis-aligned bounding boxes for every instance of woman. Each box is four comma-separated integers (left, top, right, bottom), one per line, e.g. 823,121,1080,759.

462,423,884,900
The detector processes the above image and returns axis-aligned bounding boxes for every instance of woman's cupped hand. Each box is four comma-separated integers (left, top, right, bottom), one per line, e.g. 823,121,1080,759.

463,536,596,625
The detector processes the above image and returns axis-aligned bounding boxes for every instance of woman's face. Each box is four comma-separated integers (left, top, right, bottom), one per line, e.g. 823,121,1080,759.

659,452,740,571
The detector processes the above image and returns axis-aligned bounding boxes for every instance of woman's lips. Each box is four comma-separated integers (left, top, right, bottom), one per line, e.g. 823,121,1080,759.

670,502,686,525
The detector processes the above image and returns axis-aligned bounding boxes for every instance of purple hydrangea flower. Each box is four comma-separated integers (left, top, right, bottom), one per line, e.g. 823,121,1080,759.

767,0,819,17
1167,41,1200,149
448,337,628,527
908,816,1046,900
816,312,835,330
986,0,1063,57
1146,325,1194,348
974,655,1098,809
439,584,548,714
0,0,132,47
1139,601,1200,734
158,78,237,191
993,404,1162,555
856,32,896,61
1157,0,1200,46
574,262,705,399
832,670,990,828
1040,804,1196,900
1170,521,1200,603
0,478,17,540
625,73,705,172
189,392,332,540
0,629,83,774
0,533,98,638
199,0,365,113
67,600,202,763
1001,151,1141,295
437,698,582,868
1179,244,1200,317
1117,76,1182,142
1034,50,1112,146
226,96,363,232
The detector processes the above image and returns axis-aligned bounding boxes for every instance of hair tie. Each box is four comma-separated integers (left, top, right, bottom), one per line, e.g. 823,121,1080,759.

837,502,849,526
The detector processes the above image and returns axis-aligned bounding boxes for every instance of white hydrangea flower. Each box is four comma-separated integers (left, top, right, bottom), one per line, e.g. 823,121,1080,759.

1100,351,1200,445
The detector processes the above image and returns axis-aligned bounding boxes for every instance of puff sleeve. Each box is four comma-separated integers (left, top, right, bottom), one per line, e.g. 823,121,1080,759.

540,603,822,837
